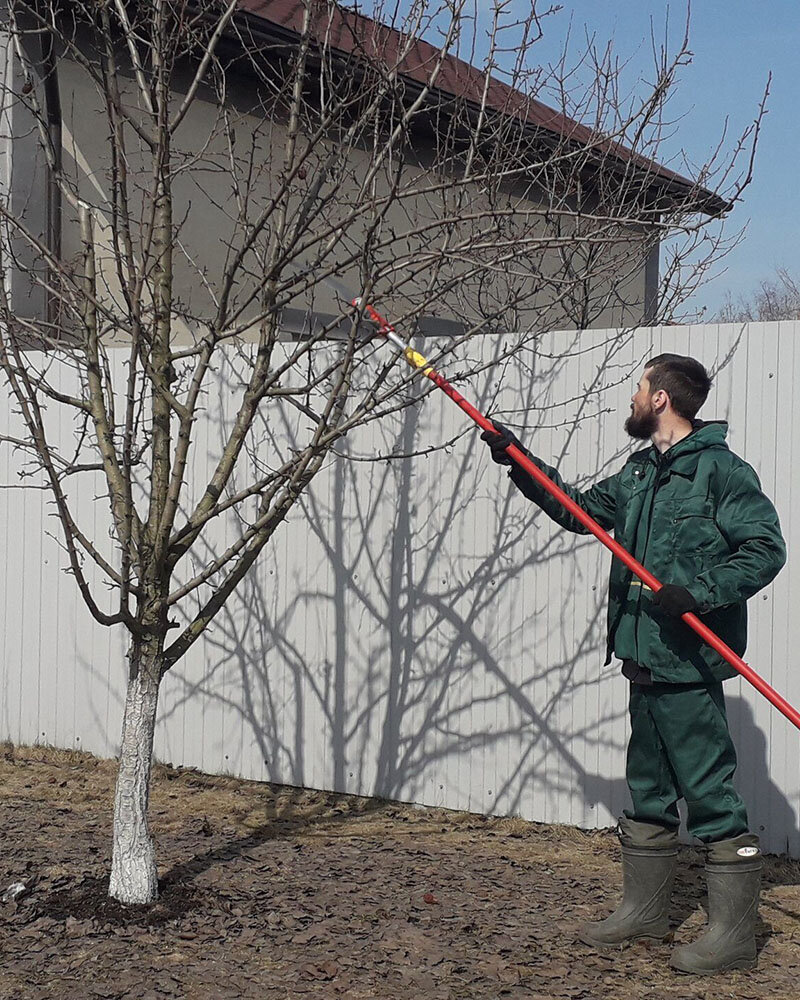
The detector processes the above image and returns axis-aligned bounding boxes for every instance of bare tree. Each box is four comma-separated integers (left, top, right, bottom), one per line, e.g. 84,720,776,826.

0,0,763,902
717,267,800,322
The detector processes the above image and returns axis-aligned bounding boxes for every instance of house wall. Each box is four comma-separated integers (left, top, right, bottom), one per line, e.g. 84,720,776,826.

0,24,50,323
8,35,652,339
2,321,799,857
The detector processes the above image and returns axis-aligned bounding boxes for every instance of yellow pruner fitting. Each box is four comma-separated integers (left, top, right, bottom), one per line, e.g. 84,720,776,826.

403,347,434,376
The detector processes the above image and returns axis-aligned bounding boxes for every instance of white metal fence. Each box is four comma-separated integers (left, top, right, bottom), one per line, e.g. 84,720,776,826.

2,322,799,856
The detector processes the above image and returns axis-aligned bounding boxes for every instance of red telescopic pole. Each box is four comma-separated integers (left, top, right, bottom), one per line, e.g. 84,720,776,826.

358,299,800,733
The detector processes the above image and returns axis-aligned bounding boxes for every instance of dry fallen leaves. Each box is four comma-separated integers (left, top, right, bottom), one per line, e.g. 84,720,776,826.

1,746,799,1000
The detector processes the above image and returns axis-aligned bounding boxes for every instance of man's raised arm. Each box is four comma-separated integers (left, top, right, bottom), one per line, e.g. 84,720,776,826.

481,423,619,534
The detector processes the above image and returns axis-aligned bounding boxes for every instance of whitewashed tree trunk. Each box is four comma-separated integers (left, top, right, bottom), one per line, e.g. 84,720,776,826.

109,644,162,904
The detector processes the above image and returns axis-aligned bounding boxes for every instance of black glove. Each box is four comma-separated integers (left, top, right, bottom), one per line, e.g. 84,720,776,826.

480,420,525,467
651,584,698,618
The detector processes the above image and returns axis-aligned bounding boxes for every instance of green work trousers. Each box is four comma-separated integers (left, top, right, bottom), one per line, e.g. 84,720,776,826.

623,681,751,845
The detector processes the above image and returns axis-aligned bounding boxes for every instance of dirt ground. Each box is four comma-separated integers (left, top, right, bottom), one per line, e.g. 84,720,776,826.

1,744,799,1000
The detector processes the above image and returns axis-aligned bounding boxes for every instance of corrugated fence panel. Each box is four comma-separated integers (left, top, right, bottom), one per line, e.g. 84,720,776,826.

2,322,799,855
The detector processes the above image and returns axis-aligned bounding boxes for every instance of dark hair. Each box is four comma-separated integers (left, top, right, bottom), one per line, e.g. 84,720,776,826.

643,354,712,420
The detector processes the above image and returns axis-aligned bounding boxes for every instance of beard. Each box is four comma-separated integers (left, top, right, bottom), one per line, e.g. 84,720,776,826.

625,405,658,440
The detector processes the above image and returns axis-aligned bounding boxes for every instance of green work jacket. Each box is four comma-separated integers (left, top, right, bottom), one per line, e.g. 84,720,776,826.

509,421,786,683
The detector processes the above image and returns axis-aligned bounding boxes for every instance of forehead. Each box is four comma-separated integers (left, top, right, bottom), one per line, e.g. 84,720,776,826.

637,368,653,388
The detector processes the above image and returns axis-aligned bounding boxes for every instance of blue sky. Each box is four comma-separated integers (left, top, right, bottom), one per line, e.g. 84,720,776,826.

513,1,800,317
362,1,800,317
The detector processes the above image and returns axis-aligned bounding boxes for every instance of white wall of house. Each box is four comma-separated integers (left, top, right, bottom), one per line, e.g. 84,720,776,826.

2,321,798,856
48,44,652,338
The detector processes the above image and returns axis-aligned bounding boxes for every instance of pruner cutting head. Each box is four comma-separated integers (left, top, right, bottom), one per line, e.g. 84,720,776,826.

319,278,379,344
349,298,397,344
320,272,406,350
352,297,390,345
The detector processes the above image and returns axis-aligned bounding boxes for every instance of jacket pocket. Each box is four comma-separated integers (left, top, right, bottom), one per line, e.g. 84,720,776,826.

670,498,723,554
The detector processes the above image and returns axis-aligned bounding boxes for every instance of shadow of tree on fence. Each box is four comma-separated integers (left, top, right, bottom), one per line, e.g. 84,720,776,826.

158,333,637,837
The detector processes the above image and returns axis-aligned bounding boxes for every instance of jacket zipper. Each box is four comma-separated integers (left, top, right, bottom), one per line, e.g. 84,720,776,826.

634,453,666,663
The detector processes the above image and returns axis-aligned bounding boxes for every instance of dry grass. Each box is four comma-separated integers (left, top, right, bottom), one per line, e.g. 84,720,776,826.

1,741,612,865
3,741,800,1000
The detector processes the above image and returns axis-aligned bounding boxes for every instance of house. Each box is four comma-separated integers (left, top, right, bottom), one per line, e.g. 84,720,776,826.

1,0,728,344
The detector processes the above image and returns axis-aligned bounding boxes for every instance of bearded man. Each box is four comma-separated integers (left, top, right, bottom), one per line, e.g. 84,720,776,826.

482,353,786,975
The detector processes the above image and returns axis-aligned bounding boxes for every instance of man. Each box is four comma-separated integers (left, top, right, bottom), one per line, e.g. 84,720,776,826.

482,354,786,975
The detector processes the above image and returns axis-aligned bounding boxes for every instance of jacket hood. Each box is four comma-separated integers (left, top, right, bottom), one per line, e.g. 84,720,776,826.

650,420,729,465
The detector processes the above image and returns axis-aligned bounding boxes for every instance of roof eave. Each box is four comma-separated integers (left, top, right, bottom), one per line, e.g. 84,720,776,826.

230,3,730,219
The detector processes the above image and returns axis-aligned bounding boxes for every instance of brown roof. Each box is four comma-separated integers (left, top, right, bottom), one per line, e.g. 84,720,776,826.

237,1,729,215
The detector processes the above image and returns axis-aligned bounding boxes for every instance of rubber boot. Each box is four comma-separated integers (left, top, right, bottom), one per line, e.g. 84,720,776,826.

670,860,761,974
577,845,678,948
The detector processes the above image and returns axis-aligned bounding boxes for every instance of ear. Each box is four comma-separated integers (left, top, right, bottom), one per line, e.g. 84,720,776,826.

651,388,670,412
